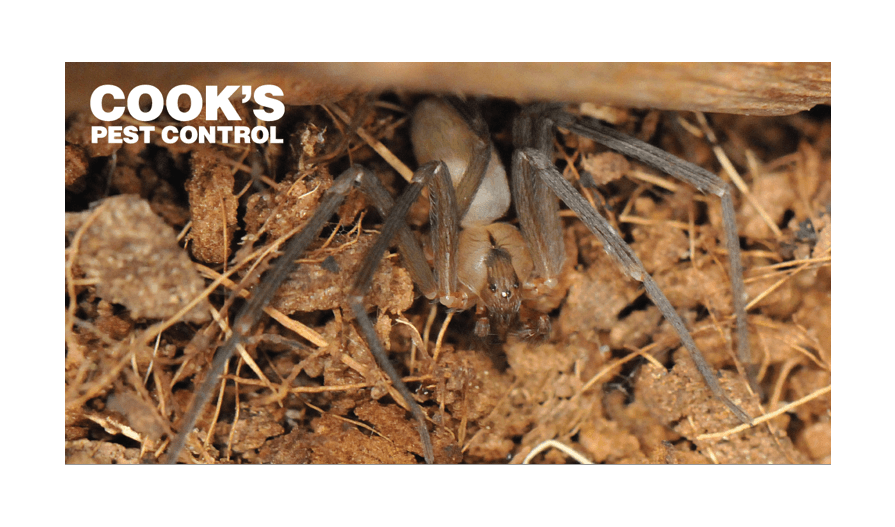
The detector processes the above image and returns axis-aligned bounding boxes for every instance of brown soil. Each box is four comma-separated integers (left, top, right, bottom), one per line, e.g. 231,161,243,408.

65,94,831,464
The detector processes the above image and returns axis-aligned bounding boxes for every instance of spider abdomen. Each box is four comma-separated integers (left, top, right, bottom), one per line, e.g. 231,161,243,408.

411,98,510,228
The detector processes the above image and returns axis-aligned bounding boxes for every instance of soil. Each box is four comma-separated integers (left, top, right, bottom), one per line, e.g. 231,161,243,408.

64,93,831,464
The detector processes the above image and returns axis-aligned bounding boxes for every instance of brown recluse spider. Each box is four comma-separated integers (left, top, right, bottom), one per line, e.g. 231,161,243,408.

164,97,755,464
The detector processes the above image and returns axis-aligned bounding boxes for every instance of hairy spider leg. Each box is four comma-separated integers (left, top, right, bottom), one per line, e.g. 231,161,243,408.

550,112,752,377
514,109,753,426
511,107,566,298
347,142,504,462
345,161,456,464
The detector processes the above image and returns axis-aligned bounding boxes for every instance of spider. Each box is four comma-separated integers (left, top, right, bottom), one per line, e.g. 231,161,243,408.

164,96,755,464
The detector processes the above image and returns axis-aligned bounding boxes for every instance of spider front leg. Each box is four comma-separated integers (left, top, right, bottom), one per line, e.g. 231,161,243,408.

510,107,569,315
514,110,753,426
346,161,452,464
550,111,752,376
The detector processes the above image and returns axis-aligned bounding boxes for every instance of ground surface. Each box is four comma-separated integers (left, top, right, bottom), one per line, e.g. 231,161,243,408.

65,94,831,464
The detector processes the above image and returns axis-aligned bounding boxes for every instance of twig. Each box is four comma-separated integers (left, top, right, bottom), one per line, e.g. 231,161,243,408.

696,384,831,441
522,440,594,464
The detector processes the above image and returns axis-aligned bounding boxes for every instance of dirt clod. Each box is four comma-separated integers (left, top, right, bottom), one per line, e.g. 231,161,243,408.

186,151,239,264
68,195,211,323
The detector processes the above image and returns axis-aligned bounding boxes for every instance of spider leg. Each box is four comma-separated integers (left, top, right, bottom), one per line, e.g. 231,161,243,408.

164,166,360,463
347,161,449,464
549,112,752,382
511,108,566,286
357,165,438,300
426,150,464,307
517,146,753,425
351,119,496,460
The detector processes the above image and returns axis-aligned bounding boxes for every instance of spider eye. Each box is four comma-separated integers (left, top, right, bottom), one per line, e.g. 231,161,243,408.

513,282,519,289
488,283,497,292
